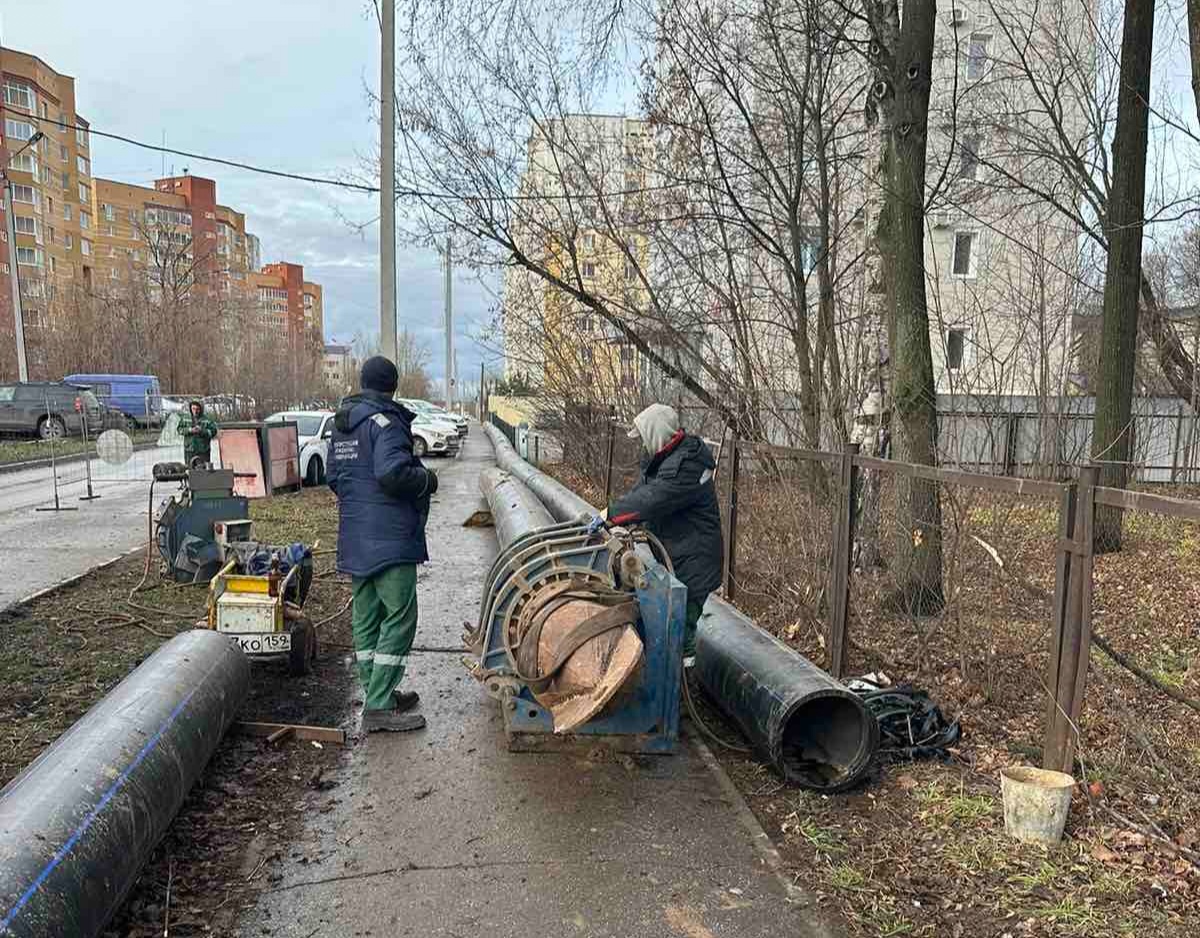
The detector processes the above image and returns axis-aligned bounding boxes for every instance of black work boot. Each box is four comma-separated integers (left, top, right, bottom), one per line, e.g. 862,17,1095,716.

362,708,426,733
392,690,420,712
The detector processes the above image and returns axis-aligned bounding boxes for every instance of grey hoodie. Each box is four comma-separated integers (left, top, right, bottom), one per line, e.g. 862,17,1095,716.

630,403,680,455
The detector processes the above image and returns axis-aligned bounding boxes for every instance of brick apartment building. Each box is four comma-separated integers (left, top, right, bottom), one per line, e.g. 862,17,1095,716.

0,45,324,381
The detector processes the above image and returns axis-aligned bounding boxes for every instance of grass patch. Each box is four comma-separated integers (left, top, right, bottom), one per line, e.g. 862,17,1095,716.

916,781,995,823
781,812,844,855
0,431,160,466
828,863,868,891
1031,896,1103,934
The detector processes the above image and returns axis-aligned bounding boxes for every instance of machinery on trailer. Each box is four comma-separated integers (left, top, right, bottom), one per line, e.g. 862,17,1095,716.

152,463,250,583
465,467,686,753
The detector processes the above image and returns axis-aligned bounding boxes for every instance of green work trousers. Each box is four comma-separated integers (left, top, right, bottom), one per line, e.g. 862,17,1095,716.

683,596,706,657
352,564,418,711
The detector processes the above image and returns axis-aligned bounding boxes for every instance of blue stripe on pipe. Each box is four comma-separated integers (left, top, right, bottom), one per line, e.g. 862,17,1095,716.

1,682,203,933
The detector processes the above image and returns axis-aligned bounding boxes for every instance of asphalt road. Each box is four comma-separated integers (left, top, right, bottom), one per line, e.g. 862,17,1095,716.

0,444,182,609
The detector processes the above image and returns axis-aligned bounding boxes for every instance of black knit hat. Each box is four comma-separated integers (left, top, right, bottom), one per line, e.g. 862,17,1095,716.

360,356,399,394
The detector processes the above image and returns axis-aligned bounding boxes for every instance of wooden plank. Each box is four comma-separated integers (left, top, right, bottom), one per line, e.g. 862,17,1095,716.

853,454,1067,498
235,721,347,745
266,726,294,744
722,439,741,601
1043,483,1076,774
1093,485,1200,520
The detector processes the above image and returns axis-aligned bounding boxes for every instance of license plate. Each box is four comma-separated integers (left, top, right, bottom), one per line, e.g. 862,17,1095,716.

228,632,291,654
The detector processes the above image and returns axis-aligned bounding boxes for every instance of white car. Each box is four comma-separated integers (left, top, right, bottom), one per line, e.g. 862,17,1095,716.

266,409,457,479
399,398,469,437
265,411,335,486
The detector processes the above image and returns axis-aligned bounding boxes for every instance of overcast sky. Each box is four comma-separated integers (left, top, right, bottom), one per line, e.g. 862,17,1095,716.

2,0,495,390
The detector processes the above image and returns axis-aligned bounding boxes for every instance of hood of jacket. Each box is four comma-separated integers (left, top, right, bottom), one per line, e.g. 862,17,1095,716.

188,399,205,418
334,391,416,434
631,403,681,455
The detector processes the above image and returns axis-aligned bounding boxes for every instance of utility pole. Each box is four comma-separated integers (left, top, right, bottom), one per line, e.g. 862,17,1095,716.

2,175,28,381
380,0,397,362
444,235,453,409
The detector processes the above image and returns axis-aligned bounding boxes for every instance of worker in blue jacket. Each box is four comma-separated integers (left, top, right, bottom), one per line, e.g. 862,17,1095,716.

605,403,723,659
327,356,438,732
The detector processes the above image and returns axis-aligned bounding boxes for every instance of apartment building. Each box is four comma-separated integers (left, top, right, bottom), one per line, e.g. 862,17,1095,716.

502,114,652,399
248,262,323,351
0,47,94,373
323,341,354,393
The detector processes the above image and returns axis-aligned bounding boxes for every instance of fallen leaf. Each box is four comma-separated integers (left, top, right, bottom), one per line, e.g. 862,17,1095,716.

1090,843,1119,864
898,775,919,791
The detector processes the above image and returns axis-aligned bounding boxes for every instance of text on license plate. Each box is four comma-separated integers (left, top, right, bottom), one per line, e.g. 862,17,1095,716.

229,632,291,653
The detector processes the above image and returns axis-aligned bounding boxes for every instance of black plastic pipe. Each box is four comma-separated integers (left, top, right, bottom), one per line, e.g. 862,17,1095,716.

481,426,879,789
484,423,593,522
693,598,878,791
479,466,556,550
0,630,250,938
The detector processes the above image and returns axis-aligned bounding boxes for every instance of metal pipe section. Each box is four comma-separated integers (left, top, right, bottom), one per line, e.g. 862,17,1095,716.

484,423,592,522
481,426,879,789
694,598,878,791
0,630,250,937
479,467,555,550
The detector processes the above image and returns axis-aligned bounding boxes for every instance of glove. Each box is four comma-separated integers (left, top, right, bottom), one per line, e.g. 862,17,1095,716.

425,467,439,496
586,513,606,535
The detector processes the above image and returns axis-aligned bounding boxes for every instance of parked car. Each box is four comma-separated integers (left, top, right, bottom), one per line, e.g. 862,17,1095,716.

264,411,335,486
399,398,469,436
411,415,459,458
62,374,163,429
0,381,109,440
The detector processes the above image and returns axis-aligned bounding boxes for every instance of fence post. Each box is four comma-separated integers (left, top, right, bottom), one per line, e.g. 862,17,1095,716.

827,442,860,678
722,436,741,601
604,408,616,504
1043,464,1098,774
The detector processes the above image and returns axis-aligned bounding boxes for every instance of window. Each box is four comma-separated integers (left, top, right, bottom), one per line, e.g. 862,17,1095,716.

582,233,596,250
952,231,978,277
102,203,114,222
580,315,594,333
65,234,73,249
958,135,981,180
79,182,90,204
4,118,34,141
81,239,92,257
40,102,47,120
60,144,68,162
77,156,89,177
11,184,36,205
80,212,91,230
62,171,70,192
14,216,40,241
47,226,55,244
947,328,966,370
9,151,37,174
581,347,594,364
801,226,822,275
966,34,990,81
582,262,596,278
3,82,33,110
63,203,71,221
16,246,43,267
624,259,638,281
76,126,88,149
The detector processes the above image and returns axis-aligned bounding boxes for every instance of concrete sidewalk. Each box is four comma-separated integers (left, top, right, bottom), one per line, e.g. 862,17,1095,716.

244,431,832,938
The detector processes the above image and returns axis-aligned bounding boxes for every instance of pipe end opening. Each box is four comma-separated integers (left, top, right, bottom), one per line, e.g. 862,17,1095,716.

779,694,874,790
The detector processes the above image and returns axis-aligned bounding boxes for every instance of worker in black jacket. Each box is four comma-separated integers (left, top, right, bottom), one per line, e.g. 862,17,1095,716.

605,404,723,658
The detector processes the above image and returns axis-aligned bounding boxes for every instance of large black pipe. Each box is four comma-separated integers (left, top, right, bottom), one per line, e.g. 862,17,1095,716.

0,629,250,937
482,423,879,789
479,466,555,550
484,423,592,522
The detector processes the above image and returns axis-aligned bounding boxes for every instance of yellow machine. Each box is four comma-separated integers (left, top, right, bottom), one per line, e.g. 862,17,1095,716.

207,559,317,675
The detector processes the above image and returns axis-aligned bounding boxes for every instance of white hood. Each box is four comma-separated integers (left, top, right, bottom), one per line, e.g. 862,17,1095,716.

629,403,681,455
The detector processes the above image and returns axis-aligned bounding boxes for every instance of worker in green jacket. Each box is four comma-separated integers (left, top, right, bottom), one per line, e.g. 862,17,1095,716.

182,399,218,467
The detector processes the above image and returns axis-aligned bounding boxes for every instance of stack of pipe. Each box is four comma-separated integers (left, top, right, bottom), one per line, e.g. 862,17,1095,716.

481,421,879,791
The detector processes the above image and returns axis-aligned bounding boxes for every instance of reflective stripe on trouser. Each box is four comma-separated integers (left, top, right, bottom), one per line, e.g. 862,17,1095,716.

351,563,418,711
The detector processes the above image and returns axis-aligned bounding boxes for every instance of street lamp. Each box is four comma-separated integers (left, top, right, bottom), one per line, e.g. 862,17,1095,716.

3,130,44,382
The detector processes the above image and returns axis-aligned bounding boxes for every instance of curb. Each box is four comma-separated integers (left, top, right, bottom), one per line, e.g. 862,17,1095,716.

4,543,149,615
0,441,161,477
688,734,843,937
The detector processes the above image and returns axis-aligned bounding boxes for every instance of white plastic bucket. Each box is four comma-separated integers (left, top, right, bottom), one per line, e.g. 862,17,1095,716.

1000,766,1076,845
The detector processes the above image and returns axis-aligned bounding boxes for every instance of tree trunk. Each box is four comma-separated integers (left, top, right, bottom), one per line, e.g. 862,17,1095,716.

1091,0,1156,552
866,0,944,613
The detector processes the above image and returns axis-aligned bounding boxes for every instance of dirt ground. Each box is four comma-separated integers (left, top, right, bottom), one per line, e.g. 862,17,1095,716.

0,486,356,937
549,461,1200,938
